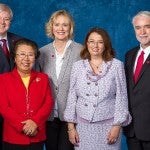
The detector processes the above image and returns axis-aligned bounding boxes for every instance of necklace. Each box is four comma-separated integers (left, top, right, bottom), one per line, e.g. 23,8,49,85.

90,60,102,69
90,62,99,69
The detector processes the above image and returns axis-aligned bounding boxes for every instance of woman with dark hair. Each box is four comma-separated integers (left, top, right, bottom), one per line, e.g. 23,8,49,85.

0,39,53,150
64,27,131,150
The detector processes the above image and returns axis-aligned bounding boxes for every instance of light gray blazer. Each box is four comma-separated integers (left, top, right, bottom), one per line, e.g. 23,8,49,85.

38,41,82,121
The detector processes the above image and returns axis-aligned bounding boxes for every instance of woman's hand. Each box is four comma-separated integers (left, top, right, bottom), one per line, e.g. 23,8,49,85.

22,119,38,136
68,128,79,146
68,123,79,146
107,125,121,144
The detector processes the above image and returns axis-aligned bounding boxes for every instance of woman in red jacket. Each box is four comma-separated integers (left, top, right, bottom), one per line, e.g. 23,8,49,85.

0,39,53,150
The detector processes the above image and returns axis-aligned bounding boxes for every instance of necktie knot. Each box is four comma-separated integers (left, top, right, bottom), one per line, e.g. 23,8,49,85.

0,39,7,43
141,50,145,56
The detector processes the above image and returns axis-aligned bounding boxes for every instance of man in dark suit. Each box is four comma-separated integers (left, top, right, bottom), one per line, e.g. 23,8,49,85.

124,11,150,150
0,3,25,149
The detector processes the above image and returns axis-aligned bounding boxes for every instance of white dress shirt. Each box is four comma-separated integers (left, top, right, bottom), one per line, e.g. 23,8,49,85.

53,40,72,118
134,45,150,72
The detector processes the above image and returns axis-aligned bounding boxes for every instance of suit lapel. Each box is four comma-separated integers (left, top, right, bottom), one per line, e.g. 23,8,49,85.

128,49,138,87
49,46,58,86
0,38,11,69
7,33,16,69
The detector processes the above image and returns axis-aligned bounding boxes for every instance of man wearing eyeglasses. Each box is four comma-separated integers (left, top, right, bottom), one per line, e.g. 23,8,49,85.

0,3,26,149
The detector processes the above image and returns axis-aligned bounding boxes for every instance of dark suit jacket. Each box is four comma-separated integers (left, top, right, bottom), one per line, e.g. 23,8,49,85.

0,32,23,73
0,32,23,122
124,46,150,141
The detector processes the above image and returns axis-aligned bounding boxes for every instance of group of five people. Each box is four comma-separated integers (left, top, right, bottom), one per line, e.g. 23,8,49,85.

0,2,150,150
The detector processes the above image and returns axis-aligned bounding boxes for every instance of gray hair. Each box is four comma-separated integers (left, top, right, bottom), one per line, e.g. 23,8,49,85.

0,3,13,20
132,11,150,25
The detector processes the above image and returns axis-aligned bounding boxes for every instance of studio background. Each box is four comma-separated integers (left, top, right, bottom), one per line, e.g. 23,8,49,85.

1,0,150,150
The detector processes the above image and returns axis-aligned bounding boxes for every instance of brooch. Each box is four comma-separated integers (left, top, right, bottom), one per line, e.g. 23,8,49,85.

35,77,41,82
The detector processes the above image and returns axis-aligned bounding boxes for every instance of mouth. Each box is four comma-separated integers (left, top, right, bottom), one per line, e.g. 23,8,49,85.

57,32,65,35
0,25,5,29
92,48,99,52
22,63,30,67
139,35,148,38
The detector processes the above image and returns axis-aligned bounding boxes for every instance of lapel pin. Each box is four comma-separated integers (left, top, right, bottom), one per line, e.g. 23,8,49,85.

35,77,41,82
146,60,150,64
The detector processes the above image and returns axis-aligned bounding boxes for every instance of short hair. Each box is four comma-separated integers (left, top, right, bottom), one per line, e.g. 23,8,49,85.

0,3,13,20
132,11,150,25
80,27,115,61
12,39,40,59
45,10,74,39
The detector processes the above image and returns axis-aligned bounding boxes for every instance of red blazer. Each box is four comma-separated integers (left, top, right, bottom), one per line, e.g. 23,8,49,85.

0,68,53,144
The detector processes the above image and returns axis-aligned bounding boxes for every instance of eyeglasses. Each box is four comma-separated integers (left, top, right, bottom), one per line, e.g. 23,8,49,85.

0,17,11,23
16,52,35,59
87,40,104,47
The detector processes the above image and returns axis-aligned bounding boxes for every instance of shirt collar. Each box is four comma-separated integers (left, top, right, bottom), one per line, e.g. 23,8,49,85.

139,45,150,55
0,33,8,40
53,39,72,56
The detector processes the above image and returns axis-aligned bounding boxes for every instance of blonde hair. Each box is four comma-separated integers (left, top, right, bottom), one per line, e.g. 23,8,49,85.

45,10,74,39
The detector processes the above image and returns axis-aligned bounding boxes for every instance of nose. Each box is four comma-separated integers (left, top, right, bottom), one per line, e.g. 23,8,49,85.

59,25,63,30
95,42,99,46
141,28,146,34
24,54,30,60
93,42,99,47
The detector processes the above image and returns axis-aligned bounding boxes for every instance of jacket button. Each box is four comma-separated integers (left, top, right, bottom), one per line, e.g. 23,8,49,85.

87,82,90,85
95,82,98,86
93,104,97,107
84,103,88,106
94,93,98,97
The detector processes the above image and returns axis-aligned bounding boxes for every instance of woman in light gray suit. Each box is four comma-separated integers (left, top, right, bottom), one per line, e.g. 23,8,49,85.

64,27,131,150
38,10,82,150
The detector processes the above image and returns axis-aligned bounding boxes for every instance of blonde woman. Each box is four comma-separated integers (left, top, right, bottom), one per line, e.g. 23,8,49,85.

38,10,82,150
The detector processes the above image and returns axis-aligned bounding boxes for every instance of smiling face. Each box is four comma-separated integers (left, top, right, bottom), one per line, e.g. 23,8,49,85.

52,15,71,41
0,10,11,37
87,32,105,59
15,44,35,77
133,15,150,49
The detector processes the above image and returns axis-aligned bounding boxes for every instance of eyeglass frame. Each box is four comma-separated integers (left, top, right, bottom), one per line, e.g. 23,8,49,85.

16,52,35,59
0,17,11,23
87,40,104,47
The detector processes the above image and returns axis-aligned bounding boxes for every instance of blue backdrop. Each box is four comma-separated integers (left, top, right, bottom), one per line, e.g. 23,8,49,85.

1,0,150,150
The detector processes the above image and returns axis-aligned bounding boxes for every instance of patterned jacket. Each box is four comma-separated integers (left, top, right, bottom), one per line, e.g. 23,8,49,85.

64,58,131,126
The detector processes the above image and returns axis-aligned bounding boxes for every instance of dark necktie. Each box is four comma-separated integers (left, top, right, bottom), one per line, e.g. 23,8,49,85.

0,39,10,60
134,51,144,83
